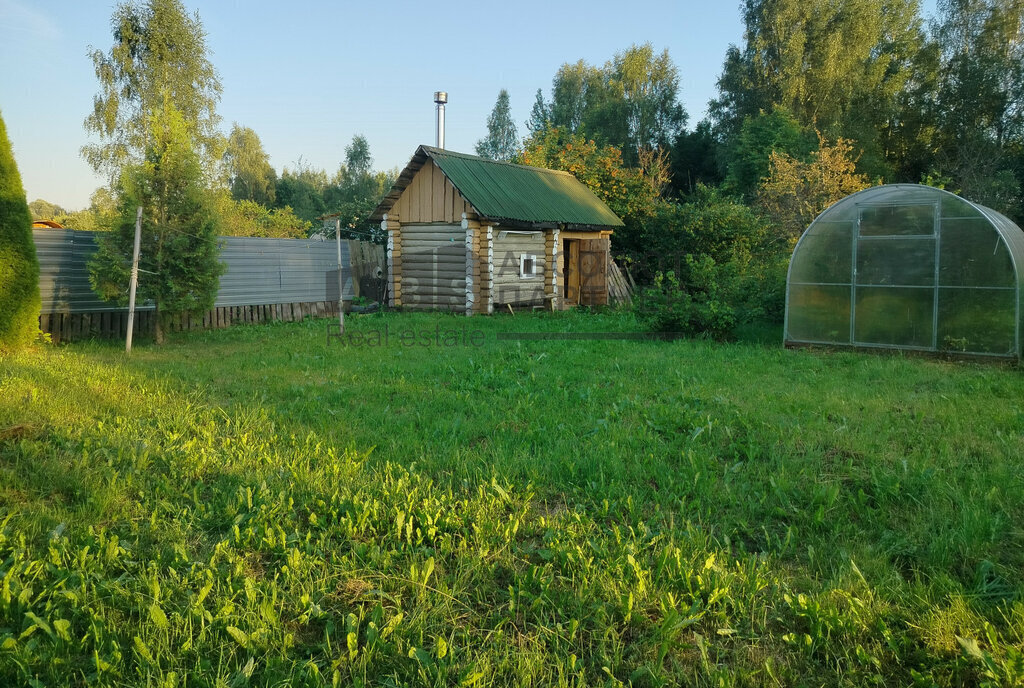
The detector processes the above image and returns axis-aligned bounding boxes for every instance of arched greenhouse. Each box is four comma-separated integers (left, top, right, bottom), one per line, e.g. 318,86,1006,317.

785,184,1024,359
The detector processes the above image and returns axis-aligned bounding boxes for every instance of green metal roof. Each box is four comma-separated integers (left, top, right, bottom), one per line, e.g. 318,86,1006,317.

372,146,623,228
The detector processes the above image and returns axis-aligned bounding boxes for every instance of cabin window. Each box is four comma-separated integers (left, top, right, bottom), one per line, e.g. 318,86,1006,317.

520,253,537,279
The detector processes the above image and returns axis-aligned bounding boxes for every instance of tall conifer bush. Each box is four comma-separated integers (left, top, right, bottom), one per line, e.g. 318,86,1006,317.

0,110,40,352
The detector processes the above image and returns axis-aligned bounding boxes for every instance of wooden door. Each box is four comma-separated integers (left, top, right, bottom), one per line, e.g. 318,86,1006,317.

565,239,580,305
579,238,609,306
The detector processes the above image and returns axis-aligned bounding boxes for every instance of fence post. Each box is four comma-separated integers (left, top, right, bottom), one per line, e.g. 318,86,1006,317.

125,206,143,353
335,218,345,335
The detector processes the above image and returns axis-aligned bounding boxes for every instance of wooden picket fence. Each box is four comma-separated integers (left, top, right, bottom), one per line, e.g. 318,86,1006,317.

41,300,341,343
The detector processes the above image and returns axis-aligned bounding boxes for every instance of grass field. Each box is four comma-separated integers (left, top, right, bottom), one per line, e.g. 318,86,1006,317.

1,310,1023,686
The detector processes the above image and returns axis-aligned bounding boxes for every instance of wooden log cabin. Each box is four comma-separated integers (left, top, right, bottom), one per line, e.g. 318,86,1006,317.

370,146,623,314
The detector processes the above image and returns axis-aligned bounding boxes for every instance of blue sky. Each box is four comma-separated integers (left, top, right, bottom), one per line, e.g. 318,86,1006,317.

0,0,939,210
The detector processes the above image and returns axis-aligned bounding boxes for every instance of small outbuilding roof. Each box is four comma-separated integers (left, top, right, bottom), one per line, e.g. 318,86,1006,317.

372,145,624,229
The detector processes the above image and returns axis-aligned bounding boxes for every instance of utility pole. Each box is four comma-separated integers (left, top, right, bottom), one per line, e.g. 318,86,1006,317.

125,206,143,353
335,217,345,335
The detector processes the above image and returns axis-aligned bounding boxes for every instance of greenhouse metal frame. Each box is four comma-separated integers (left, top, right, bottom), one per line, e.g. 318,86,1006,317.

785,184,1024,359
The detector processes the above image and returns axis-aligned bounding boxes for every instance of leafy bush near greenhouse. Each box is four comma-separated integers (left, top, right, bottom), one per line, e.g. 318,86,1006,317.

632,188,787,337
637,261,741,339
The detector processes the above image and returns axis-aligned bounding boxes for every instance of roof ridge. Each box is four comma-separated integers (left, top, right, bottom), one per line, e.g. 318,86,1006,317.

419,145,575,178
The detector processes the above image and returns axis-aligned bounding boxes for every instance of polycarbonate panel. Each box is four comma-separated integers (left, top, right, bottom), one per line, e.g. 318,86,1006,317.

941,194,984,219
939,219,1015,287
937,288,1016,355
856,237,935,286
859,203,935,236
787,284,851,343
789,222,852,284
854,287,934,347
816,197,860,223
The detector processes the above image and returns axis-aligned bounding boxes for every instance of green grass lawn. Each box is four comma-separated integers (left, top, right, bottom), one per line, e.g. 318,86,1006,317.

1,310,1023,686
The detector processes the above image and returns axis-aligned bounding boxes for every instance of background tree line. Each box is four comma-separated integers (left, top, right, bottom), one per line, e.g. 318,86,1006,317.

31,123,397,243
470,0,1024,336
473,0,1024,218
222,127,397,239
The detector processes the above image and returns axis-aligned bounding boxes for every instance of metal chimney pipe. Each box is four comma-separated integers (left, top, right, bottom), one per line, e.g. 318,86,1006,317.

434,91,447,149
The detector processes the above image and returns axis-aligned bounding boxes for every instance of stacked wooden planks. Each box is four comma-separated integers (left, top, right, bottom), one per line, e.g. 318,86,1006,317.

607,259,633,306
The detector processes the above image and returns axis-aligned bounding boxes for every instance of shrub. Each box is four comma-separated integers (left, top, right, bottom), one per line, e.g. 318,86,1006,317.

625,189,772,280
749,253,789,322
0,110,40,352
637,258,742,340
624,186,787,324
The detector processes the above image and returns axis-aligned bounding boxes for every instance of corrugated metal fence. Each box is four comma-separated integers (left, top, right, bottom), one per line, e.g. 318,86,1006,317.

34,229,354,341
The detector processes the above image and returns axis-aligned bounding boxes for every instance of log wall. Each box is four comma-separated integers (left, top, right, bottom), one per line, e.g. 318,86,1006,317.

546,228,559,310
492,229,547,306
461,212,489,315
384,216,401,307
398,223,466,311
